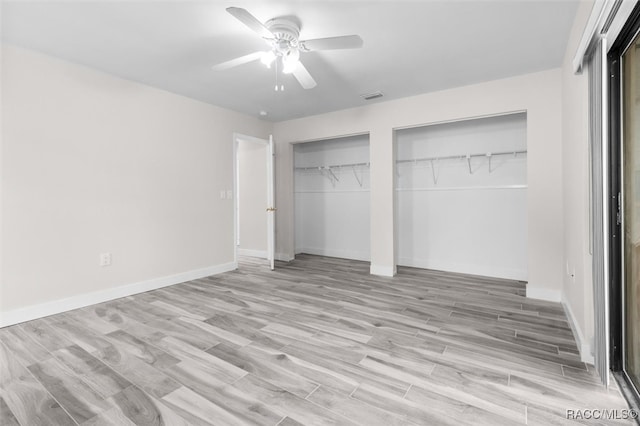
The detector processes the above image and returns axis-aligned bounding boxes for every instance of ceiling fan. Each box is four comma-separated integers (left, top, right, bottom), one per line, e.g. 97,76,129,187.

212,7,364,89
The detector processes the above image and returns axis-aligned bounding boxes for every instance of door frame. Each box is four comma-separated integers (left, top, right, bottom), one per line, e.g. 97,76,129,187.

607,0,640,402
232,133,274,268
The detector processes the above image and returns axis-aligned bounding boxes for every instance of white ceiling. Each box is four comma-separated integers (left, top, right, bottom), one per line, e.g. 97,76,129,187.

1,1,581,122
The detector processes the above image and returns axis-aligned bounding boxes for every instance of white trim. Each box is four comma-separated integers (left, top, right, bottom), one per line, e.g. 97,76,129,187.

397,257,527,281
296,247,370,262
267,134,275,271
604,0,639,51
370,264,396,277
392,110,528,132
0,262,237,328
573,0,608,73
573,0,638,73
232,132,271,269
294,190,370,194
526,287,562,303
275,252,295,262
237,248,268,259
600,35,611,384
235,133,271,146
562,292,595,364
233,134,240,259
288,131,370,146
395,185,527,192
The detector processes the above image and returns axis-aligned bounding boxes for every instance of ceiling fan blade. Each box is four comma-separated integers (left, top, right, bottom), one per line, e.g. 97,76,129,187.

212,51,264,71
300,35,363,51
226,7,274,39
292,61,317,89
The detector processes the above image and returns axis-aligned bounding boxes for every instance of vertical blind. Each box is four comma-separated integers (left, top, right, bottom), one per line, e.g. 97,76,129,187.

588,38,609,387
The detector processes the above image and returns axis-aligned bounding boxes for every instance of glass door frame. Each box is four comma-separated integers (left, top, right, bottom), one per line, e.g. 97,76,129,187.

608,0,640,404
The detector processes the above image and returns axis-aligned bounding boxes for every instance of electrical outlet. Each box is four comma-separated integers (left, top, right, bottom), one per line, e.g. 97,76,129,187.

220,190,226,199
226,189,233,199
100,252,112,267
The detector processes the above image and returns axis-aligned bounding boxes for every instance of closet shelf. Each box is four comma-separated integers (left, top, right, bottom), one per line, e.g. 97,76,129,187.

295,162,370,187
396,184,527,192
294,161,370,171
295,189,370,194
396,149,527,165
396,149,527,177
294,150,525,171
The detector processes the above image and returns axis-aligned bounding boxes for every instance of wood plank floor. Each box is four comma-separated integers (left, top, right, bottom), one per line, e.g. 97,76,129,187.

0,254,635,425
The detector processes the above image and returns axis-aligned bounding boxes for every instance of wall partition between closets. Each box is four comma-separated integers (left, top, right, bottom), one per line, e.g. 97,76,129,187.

294,134,371,261
395,113,528,281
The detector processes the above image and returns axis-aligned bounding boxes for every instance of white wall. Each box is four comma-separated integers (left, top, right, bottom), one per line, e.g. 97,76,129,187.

561,0,596,363
0,45,271,325
274,68,563,299
0,40,4,320
395,113,528,280
237,140,268,257
294,135,370,261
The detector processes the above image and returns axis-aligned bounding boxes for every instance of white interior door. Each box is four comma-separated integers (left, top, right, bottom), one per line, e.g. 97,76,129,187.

266,135,276,270
233,133,274,269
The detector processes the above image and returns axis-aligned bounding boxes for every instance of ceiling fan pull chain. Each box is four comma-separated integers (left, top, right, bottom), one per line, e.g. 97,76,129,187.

274,59,284,92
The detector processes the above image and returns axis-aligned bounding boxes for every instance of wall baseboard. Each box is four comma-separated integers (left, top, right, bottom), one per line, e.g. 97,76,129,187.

526,287,562,302
296,247,370,262
370,264,396,277
275,252,295,262
237,248,267,259
397,257,527,281
236,250,294,262
0,262,238,328
562,292,594,365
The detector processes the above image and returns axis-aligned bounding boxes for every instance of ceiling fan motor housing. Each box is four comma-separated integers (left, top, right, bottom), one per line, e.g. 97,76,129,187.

265,18,300,52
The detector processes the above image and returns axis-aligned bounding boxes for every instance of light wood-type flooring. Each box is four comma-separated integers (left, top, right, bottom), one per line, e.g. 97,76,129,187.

0,254,635,425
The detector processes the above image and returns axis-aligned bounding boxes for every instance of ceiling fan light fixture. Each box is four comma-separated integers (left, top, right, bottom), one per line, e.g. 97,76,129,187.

260,51,276,68
282,60,298,74
282,49,300,74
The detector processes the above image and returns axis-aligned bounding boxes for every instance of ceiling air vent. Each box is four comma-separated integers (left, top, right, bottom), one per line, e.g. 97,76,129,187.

361,91,383,101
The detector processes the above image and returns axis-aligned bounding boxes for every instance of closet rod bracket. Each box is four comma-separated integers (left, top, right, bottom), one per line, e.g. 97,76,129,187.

352,166,363,187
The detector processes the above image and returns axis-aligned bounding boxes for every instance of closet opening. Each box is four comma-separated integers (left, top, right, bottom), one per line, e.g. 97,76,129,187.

394,112,528,280
293,134,371,262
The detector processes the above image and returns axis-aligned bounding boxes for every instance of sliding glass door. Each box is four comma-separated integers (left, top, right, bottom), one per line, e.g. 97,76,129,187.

610,4,640,404
622,28,640,397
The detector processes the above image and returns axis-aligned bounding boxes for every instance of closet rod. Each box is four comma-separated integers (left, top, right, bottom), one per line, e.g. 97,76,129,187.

396,149,527,165
295,161,370,171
